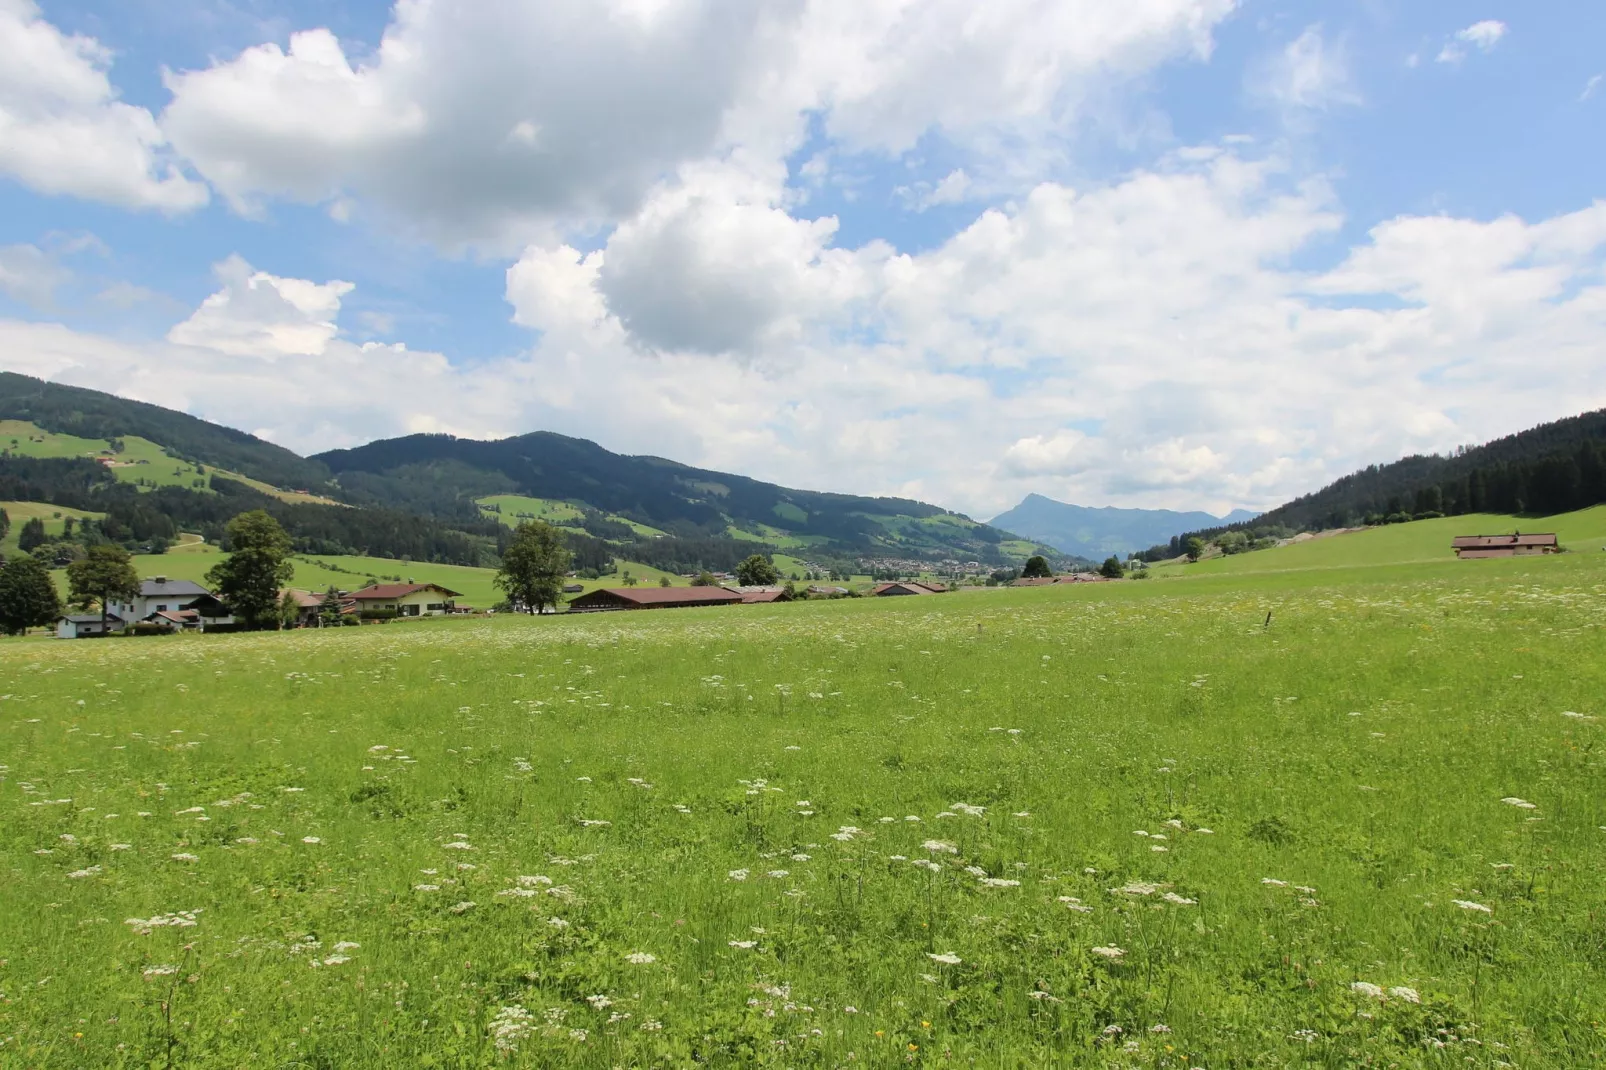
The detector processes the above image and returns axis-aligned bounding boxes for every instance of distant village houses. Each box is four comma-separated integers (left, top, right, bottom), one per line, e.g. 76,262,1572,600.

1452,533,1560,559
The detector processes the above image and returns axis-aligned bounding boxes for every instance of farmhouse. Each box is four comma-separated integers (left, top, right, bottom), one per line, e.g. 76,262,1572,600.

280,589,324,627
346,583,462,617
872,581,947,596
567,587,744,612
105,577,233,629
1452,533,1560,559
733,586,794,604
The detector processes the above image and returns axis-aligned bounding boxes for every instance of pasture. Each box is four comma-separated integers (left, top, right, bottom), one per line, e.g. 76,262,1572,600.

2,537,1604,1066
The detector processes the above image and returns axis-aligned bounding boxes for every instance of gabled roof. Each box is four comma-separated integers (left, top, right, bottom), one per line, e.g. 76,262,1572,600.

280,589,324,608
348,583,463,600
740,590,792,603
1451,533,1557,549
568,586,743,611
872,581,946,595
140,578,210,598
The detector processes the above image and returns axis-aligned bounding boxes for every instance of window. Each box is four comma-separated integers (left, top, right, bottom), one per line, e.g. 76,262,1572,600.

403,604,420,616
426,603,445,612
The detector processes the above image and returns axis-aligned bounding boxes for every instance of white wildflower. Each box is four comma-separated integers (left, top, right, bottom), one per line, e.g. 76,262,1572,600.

1261,878,1288,887
142,965,178,978
414,884,440,892
443,841,475,850
1350,981,1385,998
1161,892,1196,905
950,803,985,816
170,853,198,863
625,952,657,965
322,954,351,966
1390,986,1421,1003
922,840,958,854
489,1005,535,1052
964,865,988,877
1500,797,1537,810
979,878,1020,887
927,952,962,965
302,836,321,844
728,940,757,949
728,869,749,882
66,866,101,879
1114,882,1159,896
911,859,942,872
334,941,360,952
1090,946,1125,960
1452,899,1492,914
586,995,612,1010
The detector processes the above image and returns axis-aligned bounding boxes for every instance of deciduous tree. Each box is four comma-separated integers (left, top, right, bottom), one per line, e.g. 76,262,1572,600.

495,521,572,615
66,544,139,633
1021,555,1051,579
0,555,63,635
735,554,781,586
207,510,295,629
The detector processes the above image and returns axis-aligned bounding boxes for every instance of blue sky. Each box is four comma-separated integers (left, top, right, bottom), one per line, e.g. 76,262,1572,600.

0,0,1602,517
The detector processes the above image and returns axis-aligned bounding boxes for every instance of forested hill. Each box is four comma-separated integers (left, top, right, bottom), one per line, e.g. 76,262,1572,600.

1143,407,1606,558
312,432,1024,560
0,372,329,491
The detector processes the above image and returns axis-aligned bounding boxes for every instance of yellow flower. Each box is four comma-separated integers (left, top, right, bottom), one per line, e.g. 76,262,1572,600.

908,1043,919,1051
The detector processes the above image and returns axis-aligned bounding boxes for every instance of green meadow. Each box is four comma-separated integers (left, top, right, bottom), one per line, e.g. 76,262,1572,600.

2,517,1605,1067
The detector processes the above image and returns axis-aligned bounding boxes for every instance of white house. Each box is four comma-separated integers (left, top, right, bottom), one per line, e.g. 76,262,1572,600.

106,577,234,628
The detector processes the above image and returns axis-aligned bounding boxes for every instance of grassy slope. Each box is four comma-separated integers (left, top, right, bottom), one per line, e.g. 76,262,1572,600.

478,494,669,539
1,545,1602,1064
0,421,337,505
1,500,105,556
1151,505,1606,579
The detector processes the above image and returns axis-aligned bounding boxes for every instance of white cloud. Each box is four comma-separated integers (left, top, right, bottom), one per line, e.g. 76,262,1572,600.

1437,20,1507,64
1254,26,1359,111
8,157,1606,519
0,0,206,210
158,0,1236,246
1583,74,1602,102
167,255,353,359
0,242,71,308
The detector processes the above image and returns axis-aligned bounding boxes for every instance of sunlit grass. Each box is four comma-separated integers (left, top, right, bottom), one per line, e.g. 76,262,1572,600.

2,553,1603,1066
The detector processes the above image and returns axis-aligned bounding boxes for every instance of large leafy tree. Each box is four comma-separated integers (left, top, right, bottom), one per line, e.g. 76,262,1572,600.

735,554,781,586
1021,555,1052,579
66,544,140,633
1098,555,1125,579
496,521,572,615
207,510,295,629
0,555,63,635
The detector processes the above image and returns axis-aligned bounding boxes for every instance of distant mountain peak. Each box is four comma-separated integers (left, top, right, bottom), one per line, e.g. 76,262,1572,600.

988,494,1260,559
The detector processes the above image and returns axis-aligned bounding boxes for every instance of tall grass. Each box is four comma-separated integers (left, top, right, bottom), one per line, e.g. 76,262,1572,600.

2,554,1602,1066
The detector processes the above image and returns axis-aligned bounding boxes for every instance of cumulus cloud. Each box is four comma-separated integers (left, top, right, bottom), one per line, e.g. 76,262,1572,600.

0,0,206,209
9,157,1606,518
156,0,1236,245
167,255,353,359
1437,20,1507,64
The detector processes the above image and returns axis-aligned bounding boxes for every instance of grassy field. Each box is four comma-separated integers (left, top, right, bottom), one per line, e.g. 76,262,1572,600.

0,425,336,505
1,501,106,556
1152,505,1606,579
2,519,1603,1066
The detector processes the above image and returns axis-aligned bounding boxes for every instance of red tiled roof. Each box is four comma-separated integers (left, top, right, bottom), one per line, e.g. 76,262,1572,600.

348,583,463,600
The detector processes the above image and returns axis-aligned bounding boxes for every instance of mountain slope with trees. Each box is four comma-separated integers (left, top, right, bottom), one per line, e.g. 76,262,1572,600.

1143,407,1606,559
989,493,1258,558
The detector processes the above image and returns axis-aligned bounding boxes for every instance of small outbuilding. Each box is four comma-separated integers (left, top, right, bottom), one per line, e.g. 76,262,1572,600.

1452,533,1559,559
57,614,122,639
567,587,744,612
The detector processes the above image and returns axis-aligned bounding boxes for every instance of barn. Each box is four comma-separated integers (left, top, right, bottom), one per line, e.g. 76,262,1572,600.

1452,533,1559,559
566,587,745,612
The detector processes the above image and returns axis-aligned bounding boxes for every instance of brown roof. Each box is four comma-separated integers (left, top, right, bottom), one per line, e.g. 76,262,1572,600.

348,583,463,600
281,589,324,608
740,590,792,603
1452,533,1557,549
872,581,945,596
567,586,743,611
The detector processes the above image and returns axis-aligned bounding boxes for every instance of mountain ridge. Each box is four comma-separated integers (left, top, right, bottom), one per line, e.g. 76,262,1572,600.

988,493,1258,559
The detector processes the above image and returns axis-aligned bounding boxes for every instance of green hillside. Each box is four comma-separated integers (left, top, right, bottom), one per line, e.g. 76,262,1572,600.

1151,505,1606,579
0,372,330,491
1,500,105,555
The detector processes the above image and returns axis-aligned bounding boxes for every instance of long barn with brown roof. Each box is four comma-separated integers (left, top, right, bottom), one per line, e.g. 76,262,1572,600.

567,587,745,612
1452,533,1559,559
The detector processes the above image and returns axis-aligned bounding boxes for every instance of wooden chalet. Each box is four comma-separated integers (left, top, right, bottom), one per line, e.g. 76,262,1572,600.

1452,533,1559,559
